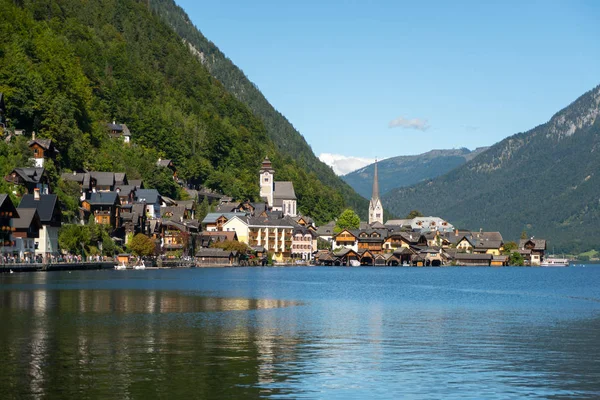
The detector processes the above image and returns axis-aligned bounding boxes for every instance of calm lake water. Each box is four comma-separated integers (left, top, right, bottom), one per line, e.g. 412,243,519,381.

1,266,600,399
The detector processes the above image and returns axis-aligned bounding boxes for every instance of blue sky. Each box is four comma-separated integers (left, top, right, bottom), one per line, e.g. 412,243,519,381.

177,0,600,173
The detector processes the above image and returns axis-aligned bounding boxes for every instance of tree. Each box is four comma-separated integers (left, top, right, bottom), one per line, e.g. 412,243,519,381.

58,224,91,254
128,233,156,257
210,240,249,253
317,237,331,250
503,241,518,254
521,230,528,240
144,166,180,200
334,208,360,233
508,252,525,266
406,210,424,219
196,195,209,222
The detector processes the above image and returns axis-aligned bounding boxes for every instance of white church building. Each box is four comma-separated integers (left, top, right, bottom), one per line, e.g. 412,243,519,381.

259,157,297,217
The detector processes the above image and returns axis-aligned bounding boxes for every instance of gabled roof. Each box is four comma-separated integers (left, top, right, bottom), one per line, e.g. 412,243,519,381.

156,159,173,168
18,194,58,223
0,194,18,216
201,231,238,241
135,189,160,204
176,200,195,211
202,212,241,224
161,205,186,221
28,138,53,150
61,172,88,186
316,221,336,236
129,179,143,189
8,167,46,184
115,185,137,196
114,172,127,185
247,215,295,228
273,181,296,200
519,239,546,251
88,191,120,206
333,228,358,239
370,221,386,229
293,225,316,237
195,248,233,258
12,208,41,230
107,122,124,132
90,172,115,187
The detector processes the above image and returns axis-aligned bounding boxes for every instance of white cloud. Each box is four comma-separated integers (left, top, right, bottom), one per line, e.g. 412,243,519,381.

388,116,430,131
319,153,377,176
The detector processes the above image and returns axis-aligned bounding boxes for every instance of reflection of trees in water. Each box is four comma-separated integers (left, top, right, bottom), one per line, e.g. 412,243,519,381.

0,289,307,398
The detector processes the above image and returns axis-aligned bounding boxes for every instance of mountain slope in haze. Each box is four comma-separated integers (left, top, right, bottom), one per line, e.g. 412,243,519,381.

0,0,347,223
383,85,600,252
343,148,488,198
149,0,370,218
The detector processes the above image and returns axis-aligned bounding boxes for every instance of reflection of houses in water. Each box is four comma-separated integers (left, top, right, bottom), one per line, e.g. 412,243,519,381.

0,289,297,315
0,285,313,398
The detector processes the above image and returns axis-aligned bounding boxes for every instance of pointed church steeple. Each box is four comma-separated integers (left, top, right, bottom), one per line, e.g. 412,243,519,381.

368,159,384,225
372,159,380,200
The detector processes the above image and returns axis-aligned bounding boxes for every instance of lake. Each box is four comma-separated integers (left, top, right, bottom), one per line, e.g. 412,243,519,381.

1,266,600,399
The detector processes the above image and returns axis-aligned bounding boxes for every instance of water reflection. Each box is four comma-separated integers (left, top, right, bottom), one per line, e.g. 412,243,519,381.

2,267,600,399
0,289,298,314
0,288,305,399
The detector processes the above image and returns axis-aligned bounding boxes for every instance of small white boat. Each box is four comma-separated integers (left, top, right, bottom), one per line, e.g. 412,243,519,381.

540,258,569,267
350,260,361,267
133,261,146,270
114,262,127,270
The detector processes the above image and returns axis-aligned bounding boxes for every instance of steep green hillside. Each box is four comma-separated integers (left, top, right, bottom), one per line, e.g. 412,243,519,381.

0,0,347,223
149,0,369,218
383,85,600,252
343,148,488,198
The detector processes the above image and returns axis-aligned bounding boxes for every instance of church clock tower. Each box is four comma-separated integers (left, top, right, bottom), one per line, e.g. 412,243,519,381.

368,160,384,225
259,156,274,206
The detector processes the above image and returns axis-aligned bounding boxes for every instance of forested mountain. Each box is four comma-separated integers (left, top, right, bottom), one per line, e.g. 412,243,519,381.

148,0,369,218
0,0,359,224
383,85,600,253
343,148,488,198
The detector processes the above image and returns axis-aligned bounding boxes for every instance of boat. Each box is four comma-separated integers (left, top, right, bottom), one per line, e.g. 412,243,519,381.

114,262,127,270
349,260,361,267
540,258,569,267
133,260,146,270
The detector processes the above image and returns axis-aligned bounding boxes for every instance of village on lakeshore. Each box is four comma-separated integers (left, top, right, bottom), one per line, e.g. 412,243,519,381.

1,100,555,269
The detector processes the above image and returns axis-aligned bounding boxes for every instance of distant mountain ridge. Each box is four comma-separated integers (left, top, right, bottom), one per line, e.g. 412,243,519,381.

343,147,488,198
382,85,600,252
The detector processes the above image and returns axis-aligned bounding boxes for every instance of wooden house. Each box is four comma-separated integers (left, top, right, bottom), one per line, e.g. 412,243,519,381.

18,192,61,256
28,135,57,167
4,167,49,196
0,194,19,258
82,192,121,227
195,248,236,266
519,239,546,266
12,208,42,260
357,229,386,254
333,229,358,252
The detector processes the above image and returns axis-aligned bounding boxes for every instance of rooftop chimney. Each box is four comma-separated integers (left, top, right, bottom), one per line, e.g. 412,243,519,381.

31,131,36,140
34,188,40,200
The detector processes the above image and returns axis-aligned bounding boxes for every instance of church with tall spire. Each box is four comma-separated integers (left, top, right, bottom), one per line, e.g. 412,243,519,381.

368,160,384,225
